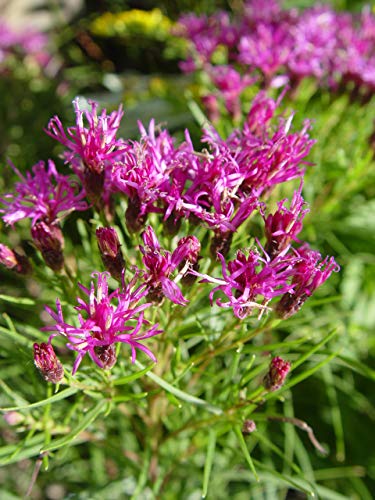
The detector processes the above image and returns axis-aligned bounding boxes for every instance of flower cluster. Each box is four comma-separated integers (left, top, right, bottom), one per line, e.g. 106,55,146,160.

0,96,339,376
0,18,51,73
176,0,375,115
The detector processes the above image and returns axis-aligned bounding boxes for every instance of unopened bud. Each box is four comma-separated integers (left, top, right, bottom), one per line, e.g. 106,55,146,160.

242,420,257,434
33,342,64,383
96,227,125,281
263,356,291,391
94,344,117,370
210,230,233,258
31,222,64,271
0,243,32,274
125,196,147,233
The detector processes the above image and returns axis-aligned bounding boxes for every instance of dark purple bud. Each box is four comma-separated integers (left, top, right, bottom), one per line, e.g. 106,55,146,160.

263,356,291,391
0,243,32,275
210,230,233,258
83,168,105,208
31,221,64,271
33,343,64,383
96,227,125,281
177,236,201,286
125,196,147,233
94,344,117,370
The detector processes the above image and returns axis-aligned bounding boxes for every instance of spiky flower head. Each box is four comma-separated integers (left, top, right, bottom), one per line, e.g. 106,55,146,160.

276,245,339,319
43,272,161,374
0,160,88,227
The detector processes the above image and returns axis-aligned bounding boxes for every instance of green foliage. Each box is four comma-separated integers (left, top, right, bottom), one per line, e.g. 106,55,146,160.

0,1,374,499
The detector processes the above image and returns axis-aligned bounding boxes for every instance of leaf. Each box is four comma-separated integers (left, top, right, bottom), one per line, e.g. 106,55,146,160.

0,387,79,412
41,399,107,453
113,363,156,386
202,428,216,498
0,295,36,305
234,425,259,482
134,360,223,415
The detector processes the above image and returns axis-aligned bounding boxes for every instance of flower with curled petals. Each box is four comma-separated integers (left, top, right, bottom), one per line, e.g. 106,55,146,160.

0,160,88,227
43,272,162,374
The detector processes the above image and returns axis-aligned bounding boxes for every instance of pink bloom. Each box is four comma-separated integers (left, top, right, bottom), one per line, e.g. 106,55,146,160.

46,99,127,204
43,272,162,374
276,245,340,319
140,226,192,305
0,160,87,226
203,248,296,319
264,183,309,258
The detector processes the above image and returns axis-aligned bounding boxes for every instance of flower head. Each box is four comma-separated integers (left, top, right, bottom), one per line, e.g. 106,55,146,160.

31,221,64,271
276,245,340,319
140,226,191,305
205,248,295,319
264,183,309,258
46,99,127,204
43,272,162,374
0,160,87,227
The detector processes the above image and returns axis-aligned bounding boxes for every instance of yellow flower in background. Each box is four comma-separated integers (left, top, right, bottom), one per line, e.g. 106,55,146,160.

90,8,173,41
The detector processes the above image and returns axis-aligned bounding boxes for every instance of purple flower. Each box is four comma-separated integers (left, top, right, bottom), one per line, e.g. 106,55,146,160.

46,99,127,204
202,248,295,319
263,356,291,391
276,245,340,319
140,226,191,305
96,227,125,281
43,272,162,374
33,342,64,383
0,160,88,226
264,183,309,258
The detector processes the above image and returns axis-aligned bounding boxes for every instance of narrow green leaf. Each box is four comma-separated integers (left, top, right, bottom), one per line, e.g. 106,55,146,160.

234,425,259,482
0,295,36,305
113,363,155,386
202,428,216,498
291,329,338,371
134,360,222,415
41,399,107,453
0,387,79,412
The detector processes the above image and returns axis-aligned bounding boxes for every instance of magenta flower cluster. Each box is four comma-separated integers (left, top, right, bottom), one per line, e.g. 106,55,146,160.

0,18,51,71
176,0,375,117
0,95,339,375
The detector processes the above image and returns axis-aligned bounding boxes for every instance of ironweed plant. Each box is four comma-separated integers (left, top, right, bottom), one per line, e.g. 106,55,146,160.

0,90,346,498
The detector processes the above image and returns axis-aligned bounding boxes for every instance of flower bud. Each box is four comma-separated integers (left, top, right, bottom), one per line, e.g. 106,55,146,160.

125,196,147,233
31,221,64,271
210,230,233,258
96,227,125,281
242,420,257,434
263,356,291,391
0,243,32,274
177,236,201,285
33,343,64,383
94,344,117,370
